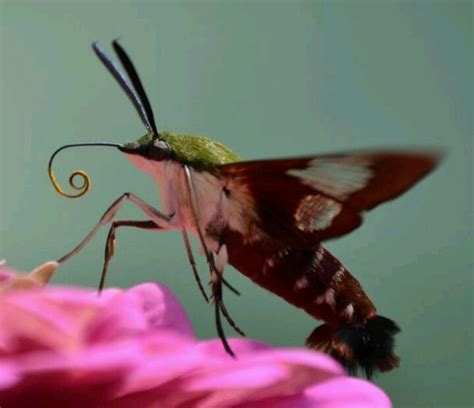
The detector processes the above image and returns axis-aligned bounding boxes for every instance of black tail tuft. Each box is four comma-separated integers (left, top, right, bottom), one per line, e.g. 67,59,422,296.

306,315,401,379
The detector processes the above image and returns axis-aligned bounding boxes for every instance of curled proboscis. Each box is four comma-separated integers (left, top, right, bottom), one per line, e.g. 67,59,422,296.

47,142,122,199
48,167,90,199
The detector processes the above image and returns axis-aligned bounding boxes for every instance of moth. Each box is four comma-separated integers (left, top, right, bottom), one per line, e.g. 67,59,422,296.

48,40,440,378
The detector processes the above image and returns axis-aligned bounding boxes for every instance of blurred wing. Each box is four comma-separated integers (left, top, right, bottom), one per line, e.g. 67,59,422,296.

217,150,440,243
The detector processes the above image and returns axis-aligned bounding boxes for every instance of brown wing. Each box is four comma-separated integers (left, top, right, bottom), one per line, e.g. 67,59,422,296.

216,150,441,244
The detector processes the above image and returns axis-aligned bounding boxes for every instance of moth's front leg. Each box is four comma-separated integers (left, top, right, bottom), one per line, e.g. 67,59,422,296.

100,220,161,291
58,192,173,265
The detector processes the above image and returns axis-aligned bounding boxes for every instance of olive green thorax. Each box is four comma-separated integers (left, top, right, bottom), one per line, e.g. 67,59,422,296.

132,131,242,170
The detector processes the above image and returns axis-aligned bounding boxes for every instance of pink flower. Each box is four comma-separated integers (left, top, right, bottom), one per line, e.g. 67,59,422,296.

0,263,391,407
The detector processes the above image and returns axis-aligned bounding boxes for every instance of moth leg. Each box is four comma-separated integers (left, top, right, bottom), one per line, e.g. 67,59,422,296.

213,278,246,337
181,228,210,303
58,192,172,265
183,165,245,353
181,165,239,294
209,250,245,357
221,275,241,296
182,226,238,303
211,263,235,357
100,220,160,291
213,245,246,337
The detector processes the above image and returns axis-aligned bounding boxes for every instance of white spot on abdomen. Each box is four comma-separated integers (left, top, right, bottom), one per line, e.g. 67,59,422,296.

294,275,309,290
315,288,336,308
341,303,354,319
316,246,324,262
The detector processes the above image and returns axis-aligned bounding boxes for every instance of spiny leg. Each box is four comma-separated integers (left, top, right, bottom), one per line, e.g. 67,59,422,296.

182,165,245,352
182,167,238,296
181,236,240,296
212,245,245,337
181,228,210,303
58,192,172,265
221,274,241,296
100,220,160,292
182,165,239,295
182,226,240,304
212,269,235,357
209,250,245,357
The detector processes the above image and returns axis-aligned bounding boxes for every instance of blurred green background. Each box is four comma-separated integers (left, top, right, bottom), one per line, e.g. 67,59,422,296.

0,1,472,406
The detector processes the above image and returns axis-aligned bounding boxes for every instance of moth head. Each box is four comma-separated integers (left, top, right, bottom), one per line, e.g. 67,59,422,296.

47,40,172,198
119,133,173,174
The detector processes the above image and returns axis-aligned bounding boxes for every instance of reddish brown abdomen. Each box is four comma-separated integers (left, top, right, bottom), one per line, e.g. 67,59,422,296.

222,229,375,327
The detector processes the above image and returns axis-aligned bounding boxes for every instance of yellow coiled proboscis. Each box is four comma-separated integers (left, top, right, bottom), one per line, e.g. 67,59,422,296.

47,142,121,199
48,167,90,199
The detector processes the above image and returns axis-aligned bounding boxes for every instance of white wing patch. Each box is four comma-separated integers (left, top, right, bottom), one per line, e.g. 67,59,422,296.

288,157,373,200
295,195,342,232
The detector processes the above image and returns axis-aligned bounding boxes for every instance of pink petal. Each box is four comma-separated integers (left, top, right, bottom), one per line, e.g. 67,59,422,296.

0,332,194,407
0,283,194,355
304,377,392,408
0,268,14,284
0,288,105,353
0,274,392,408
177,345,345,408
128,283,194,337
0,362,18,390
86,283,194,341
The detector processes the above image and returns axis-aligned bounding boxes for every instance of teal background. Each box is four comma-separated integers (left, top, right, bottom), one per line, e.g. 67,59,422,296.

0,1,472,406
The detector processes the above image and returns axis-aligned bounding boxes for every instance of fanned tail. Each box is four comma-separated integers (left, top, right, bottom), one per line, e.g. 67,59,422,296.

306,315,400,379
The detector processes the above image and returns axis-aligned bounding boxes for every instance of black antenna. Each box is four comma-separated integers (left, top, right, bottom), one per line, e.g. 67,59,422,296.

112,40,159,138
92,42,154,135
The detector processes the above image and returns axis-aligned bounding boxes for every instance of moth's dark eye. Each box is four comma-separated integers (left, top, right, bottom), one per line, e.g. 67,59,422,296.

149,140,172,161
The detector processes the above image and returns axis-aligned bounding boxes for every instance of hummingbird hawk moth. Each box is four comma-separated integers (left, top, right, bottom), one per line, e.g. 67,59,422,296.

48,40,441,378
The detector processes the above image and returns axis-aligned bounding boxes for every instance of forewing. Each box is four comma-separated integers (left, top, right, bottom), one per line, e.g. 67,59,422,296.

217,150,440,243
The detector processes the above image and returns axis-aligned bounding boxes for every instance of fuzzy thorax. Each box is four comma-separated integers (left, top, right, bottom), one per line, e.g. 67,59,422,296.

126,132,241,171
